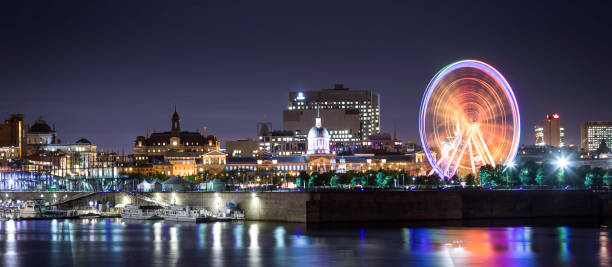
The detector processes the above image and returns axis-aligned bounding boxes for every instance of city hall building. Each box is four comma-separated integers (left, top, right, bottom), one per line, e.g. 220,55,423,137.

134,107,220,161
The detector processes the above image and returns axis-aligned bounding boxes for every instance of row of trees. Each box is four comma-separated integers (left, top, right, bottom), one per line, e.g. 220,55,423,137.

296,170,399,188
294,169,449,188
129,159,611,190
293,160,611,189
476,160,611,188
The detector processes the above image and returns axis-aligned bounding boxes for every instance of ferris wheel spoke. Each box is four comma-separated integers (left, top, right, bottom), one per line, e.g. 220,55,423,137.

450,125,474,177
442,125,469,176
470,132,487,166
475,126,496,167
468,138,476,174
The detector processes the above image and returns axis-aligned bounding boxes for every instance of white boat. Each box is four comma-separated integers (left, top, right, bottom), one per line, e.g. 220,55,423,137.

233,210,245,220
163,206,213,223
77,209,101,219
120,204,163,220
17,200,45,218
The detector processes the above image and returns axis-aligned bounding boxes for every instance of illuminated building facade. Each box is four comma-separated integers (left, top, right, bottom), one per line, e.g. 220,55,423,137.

134,107,220,161
164,152,199,176
534,113,565,147
27,138,98,177
283,84,380,141
0,147,19,160
581,121,612,152
226,138,258,157
257,123,306,156
224,154,428,177
197,151,227,174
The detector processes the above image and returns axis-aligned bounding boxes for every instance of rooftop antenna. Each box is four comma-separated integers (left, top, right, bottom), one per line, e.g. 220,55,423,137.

393,121,397,140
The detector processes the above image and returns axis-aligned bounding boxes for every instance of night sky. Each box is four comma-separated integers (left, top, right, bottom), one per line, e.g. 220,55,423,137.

1,1,611,153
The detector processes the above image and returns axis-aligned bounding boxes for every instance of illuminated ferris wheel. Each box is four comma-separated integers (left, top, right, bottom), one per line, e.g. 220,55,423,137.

419,60,520,178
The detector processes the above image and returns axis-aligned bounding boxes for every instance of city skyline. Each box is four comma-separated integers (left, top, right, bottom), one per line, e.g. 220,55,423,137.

1,1,611,152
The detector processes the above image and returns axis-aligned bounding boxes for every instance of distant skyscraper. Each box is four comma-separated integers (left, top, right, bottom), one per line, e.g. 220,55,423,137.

0,114,25,147
534,125,544,146
0,113,26,159
580,121,612,152
534,113,565,147
283,84,380,141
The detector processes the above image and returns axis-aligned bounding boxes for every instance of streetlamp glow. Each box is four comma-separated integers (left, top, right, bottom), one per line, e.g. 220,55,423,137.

554,156,570,170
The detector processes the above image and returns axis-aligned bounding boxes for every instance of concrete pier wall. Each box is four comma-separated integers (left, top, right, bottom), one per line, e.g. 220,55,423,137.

144,192,311,222
306,191,463,223
306,190,601,223
461,190,600,219
1,190,608,223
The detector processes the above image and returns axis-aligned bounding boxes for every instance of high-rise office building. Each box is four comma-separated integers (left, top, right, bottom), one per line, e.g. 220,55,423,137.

0,113,26,159
283,84,380,141
580,121,612,152
534,113,565,147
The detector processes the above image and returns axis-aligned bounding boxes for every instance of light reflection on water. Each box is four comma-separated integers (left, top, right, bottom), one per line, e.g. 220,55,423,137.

0,219,608,266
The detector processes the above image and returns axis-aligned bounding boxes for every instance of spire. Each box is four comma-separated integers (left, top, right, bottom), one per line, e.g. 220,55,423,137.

315,104,321,128
171,105,180,135
393,122,397,140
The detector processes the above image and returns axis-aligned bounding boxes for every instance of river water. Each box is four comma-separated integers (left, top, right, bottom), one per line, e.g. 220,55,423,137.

0,218,610,266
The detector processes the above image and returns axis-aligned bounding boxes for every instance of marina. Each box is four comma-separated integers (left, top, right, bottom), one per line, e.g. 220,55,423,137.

0,196,246,223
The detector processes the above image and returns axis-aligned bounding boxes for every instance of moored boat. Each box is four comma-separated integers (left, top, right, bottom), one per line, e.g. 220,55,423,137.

163,206,213,223
17,200,45,218
120,204,163,220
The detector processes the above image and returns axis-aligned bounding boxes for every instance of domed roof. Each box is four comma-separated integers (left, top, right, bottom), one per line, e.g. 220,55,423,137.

75,138,91,144
307,117,330,155
307,117,329,138
307,125,330,139
29,118,53,133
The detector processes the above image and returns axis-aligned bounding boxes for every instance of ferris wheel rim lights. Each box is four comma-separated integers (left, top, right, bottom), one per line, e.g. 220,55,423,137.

418,60,521,178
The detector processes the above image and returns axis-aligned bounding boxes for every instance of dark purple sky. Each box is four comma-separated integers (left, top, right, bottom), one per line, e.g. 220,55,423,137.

1,1,611,153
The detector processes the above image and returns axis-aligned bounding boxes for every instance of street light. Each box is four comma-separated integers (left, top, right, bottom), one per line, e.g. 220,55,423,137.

554,156,570,170
553,155,570,188
503,161,515,189
507,161,516,169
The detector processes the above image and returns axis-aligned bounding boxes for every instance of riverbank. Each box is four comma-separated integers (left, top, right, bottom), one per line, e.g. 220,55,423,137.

2,190,611,223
